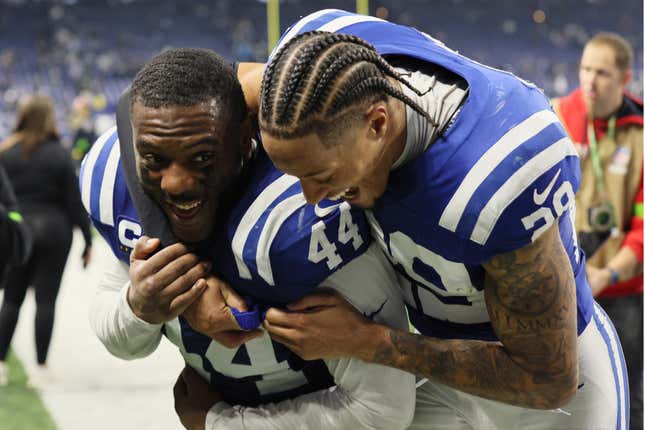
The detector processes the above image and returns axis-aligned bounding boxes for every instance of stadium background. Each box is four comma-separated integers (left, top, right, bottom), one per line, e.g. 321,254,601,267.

0,1,642,429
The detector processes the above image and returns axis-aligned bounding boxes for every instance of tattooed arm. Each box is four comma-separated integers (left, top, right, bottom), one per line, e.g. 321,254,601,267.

266,223,579,409
370,223,578,409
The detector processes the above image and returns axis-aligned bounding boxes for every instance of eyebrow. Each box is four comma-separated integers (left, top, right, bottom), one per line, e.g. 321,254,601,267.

185,137,221,150
135,137,221,151
135,139,157,150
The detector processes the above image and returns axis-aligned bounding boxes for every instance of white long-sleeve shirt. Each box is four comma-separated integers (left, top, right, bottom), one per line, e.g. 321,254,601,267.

90,243,416,429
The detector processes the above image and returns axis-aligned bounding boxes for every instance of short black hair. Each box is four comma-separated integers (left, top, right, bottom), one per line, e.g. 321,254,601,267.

130,48,247,123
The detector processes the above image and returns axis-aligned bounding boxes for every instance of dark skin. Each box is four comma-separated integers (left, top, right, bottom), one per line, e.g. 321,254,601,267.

132,100,241,243
174,366,222,430
126,100,262,346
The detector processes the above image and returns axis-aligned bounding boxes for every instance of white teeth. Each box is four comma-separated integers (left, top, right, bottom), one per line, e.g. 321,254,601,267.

328,188,356,201
172,201,202,210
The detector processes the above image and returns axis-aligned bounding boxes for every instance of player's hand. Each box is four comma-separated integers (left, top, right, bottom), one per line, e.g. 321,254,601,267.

183,275,263,348
82,245,92,269
586,264,611,297
264,289,375,361
174,365,223,430
128,235,209,324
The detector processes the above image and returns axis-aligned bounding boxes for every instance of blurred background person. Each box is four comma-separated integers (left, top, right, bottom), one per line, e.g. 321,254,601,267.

68,94,97,171
552,32,643,430
0,162,31,275
0,94,92,387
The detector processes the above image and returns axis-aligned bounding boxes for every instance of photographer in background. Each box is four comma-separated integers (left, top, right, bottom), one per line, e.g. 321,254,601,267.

553,32,643,430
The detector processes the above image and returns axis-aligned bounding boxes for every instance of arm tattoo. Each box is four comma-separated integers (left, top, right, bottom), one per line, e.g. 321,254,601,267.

370,225,578,409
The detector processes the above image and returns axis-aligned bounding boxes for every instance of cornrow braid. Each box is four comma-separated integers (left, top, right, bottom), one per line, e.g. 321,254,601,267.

260,31,438,141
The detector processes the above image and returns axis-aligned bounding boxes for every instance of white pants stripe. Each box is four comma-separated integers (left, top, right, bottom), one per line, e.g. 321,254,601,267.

592,302,629,430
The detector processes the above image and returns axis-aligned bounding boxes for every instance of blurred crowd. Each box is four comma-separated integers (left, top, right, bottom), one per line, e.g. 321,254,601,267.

0,0,642,148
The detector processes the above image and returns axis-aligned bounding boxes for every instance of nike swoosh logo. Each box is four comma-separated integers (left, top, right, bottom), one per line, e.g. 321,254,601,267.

533,168,561,205
363,299,388,320
314,201,343,217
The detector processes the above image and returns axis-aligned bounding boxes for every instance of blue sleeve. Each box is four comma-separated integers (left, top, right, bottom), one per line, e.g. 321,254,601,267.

269,201,371,291
473,138,581,259
92,218,132,264
219,197,371,304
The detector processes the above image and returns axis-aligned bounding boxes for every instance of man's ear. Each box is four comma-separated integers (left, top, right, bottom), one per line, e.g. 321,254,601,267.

366,103,388,141
622,70,633,86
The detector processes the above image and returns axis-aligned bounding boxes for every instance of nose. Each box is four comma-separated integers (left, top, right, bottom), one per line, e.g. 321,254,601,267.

160,162,197,197
301,179,328,205
581,69,597,87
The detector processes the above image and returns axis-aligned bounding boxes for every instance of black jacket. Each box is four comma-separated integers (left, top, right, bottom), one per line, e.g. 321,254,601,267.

0,139,92,251
0,163,31,268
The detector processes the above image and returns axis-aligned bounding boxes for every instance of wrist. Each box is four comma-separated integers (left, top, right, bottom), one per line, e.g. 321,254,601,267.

357,322,390,363
126,284,149,322
606,267,620,285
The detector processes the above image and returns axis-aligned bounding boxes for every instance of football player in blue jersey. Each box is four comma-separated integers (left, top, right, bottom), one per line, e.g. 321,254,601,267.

254,10,629,430
84,48,416,429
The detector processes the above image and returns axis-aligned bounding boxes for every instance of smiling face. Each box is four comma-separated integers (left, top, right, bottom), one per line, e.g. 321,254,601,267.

262,105,394,209
131,99,247,243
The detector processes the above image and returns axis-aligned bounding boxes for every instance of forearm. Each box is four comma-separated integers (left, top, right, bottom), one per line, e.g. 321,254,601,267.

363,225,579,410
607,245,641,281
90,261,163,359
365,324,570,408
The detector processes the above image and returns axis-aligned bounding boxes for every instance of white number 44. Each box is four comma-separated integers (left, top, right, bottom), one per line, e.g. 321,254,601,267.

308,202,364,269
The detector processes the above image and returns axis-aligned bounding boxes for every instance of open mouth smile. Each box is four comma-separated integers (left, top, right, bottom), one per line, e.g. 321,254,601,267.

166,199,205,220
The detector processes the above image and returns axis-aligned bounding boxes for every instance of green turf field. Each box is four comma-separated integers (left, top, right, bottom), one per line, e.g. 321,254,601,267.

0,350,57,430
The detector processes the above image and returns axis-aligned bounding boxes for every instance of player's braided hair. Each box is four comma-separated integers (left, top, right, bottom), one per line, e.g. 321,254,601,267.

259,31,436,141
130,48,247,124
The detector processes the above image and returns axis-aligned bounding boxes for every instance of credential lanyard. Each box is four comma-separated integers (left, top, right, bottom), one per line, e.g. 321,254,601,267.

587,115,616,193
587,114,619,236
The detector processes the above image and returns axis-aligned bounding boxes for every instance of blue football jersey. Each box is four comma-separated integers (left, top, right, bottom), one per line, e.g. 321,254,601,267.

80,126,370,405
79,126,141,263
278,9,594,341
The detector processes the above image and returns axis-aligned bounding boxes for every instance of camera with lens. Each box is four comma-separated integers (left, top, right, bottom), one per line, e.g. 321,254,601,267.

578,202,616,258
588,202,615,233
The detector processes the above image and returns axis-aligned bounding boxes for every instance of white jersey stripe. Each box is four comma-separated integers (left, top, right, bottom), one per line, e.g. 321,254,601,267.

470,137,577,245
80,126,117,214
315,14,384,33
439,110,560,232
272,9,337,55
256,193,307,286
232,174,299,279
98,139,121,226
272,9,384,55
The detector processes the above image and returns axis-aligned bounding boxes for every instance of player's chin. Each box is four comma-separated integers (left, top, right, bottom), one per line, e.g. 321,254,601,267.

345,191,378,209
169,204,216,243
172,223,212,243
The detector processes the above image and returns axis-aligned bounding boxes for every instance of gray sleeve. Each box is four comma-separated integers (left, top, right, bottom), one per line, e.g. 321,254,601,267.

89,256,164,360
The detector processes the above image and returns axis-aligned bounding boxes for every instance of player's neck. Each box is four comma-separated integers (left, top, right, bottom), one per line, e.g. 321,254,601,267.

385,97,408,168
